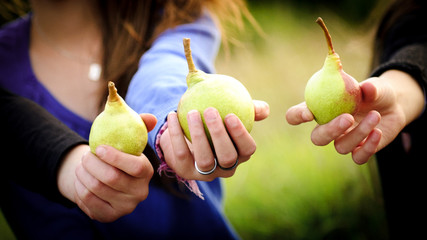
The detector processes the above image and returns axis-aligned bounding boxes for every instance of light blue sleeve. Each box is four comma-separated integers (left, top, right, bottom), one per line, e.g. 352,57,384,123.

125,12,221,151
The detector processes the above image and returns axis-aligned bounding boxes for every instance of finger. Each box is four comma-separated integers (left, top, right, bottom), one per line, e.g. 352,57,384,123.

334,111,381,154
75,161,126,206
311,114,354,146
253,100,270,121
187,110,215,172
74,178,118,222
360,80,378,103
224,113,256,161
203,107,238,169
167,112,193,170
81,151,133,192
286,102,314,125
140,113,157,132
95,145,153,179
352,128,382,165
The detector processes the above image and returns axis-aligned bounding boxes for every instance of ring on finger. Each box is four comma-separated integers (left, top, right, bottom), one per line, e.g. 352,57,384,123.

195,158,217,175
218,157,239,171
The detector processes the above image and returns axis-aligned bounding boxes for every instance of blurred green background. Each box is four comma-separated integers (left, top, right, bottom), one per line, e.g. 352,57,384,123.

218,0,390,239
1,0,391,239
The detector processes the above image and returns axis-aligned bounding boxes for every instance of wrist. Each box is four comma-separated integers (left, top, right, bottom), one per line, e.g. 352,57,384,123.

380,70,425,125
57,144,90,203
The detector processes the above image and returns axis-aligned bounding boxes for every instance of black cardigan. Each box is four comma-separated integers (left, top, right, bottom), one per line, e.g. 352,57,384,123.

0,87,87,205
370,1,427,238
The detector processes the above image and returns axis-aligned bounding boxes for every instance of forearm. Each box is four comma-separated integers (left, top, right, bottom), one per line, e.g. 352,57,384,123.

125,11,220,151
1,88,87,204
57,144,90,203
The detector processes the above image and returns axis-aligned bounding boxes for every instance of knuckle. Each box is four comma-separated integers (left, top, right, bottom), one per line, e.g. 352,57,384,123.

89,179,105,193
219,154,238,168
207,125,224,137
334,142,350,155
196,159,215,170
104,169,121,186
174,149,188,160
242,143,256,156
190,128,206,141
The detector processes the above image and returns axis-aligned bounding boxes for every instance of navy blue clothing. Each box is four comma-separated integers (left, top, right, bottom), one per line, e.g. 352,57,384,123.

0,13,238,239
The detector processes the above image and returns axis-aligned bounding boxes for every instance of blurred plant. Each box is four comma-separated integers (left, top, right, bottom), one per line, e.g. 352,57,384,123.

247,0,381,23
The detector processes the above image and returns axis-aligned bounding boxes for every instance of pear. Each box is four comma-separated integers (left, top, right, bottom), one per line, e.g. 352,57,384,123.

177,38,254,145
89,81,148,156
304,17,361,125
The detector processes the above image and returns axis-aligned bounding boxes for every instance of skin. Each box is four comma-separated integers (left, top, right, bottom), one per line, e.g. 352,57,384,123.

31,0,270,222
286,70,425,164
58,114,157,223
160,100,270,181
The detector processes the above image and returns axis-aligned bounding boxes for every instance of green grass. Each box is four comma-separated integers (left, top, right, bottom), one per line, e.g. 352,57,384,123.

217,3,388,239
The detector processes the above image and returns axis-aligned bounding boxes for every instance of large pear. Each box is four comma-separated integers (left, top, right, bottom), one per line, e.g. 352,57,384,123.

89,81,148,156
305,17,361,125
177,38,254,145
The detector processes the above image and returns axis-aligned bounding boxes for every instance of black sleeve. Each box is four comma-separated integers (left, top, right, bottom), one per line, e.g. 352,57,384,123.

370,1,427,133
370,1,427,90
0,87,87,205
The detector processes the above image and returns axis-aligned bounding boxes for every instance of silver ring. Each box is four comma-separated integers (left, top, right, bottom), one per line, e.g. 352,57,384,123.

195,158,217,175
218,158,239,171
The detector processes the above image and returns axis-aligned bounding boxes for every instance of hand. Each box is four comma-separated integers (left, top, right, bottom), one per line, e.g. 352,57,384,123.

58,114,157,222
286,70,424,164
160,100,269,181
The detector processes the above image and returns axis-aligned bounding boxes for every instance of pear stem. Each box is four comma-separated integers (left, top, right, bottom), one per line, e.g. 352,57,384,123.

183,38,197,73
107,81,120,102
316,17,335,55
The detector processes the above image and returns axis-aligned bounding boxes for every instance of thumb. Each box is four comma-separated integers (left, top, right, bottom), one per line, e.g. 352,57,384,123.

360,78,379,103
253,100,270,121
140,113,157,132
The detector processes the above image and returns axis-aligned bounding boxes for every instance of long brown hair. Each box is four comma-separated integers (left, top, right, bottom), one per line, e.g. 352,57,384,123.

97,0,256,106
96,0,256,190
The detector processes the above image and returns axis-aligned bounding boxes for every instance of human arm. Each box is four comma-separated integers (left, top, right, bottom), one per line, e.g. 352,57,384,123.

1,87,158,222
125,12,269,182
57,114,157,222
0,87,86,203
286,70,424,164
286,2,427,164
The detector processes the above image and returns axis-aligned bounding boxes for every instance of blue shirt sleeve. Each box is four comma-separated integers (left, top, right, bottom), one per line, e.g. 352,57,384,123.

125,11,221,150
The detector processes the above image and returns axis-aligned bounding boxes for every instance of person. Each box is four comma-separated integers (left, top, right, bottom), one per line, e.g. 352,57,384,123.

286,0,427,238
0,87,157,221
0,0,269,239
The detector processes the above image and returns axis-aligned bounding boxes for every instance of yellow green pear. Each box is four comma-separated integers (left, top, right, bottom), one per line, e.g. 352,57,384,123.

305,17,362,125
177,38,254,145
89,81,148,156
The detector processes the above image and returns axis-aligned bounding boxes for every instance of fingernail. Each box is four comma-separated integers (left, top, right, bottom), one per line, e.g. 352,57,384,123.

367,111,380,125
225,114,238,128
301,111,311,122
204,108,218,122
187,110,200,124
339,117,352,129
96,146,106,158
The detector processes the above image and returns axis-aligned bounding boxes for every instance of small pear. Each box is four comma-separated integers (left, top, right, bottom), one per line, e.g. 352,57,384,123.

305,17,361,125
89,81,148,156
177,38,254,145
